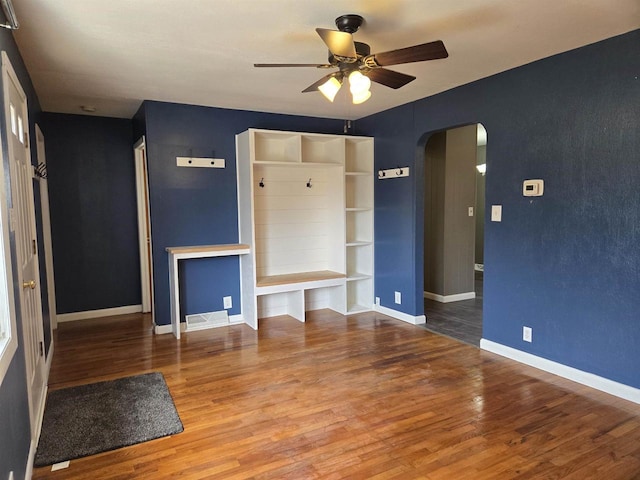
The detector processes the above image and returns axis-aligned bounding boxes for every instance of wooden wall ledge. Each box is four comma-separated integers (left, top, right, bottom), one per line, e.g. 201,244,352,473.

166,244,250,257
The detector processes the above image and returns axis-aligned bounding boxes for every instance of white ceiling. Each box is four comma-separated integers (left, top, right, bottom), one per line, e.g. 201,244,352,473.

11,0,640,120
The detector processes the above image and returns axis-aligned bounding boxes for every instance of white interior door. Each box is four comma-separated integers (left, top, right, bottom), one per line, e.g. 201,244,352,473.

35,124,57,330
134,137,154,317
2,51,46,436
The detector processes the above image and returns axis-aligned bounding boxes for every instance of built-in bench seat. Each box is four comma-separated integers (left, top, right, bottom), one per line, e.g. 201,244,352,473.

255,270,346,322
256,270,345,290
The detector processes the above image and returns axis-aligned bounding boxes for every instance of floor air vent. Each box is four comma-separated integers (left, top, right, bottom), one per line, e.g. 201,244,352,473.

185,310,229,332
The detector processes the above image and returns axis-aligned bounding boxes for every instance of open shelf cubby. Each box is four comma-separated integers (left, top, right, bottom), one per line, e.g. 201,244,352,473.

301,135,345,164
253,131,301,163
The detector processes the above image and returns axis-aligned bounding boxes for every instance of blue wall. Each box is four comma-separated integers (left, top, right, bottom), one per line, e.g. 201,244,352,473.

357,29,640,388
142,101,344,327
0,27,42,480
40,113,140,314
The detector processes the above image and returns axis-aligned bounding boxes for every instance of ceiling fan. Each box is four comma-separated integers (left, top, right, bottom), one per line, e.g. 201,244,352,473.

254,14,448,104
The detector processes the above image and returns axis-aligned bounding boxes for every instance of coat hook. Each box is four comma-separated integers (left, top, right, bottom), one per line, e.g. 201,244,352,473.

259,178,265,188
379,169,386,178
396,166,403,176
307,178,312,188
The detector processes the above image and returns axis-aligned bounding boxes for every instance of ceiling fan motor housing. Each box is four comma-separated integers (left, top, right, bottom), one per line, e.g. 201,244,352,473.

328,41,371,66
335,14,363,33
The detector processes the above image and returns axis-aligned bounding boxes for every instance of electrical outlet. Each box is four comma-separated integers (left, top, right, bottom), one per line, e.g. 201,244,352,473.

523,326,532,343
394,291,401,304
375,296,380,306
223,296,232,309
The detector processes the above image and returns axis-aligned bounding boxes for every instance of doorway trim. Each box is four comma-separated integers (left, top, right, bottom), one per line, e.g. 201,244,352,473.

134,136,154,319
34,123,57,330
416,122,487,316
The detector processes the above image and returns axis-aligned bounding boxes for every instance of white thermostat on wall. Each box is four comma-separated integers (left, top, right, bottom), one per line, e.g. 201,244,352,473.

523,179,544,197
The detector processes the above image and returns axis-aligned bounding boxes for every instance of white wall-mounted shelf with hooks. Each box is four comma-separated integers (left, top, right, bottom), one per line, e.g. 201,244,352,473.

378,166,409,179
176,157,225,168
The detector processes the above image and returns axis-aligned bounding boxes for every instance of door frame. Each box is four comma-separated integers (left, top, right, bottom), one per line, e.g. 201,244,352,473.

134,136,154,319
34,123,57,330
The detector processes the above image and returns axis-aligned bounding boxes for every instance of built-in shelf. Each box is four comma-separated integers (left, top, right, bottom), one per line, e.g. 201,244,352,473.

237,128,373,327
346,274,371,282
346,241,372,247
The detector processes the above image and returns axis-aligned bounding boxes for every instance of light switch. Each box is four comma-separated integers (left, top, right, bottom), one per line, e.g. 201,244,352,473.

468,207,474,217
491,205,502,222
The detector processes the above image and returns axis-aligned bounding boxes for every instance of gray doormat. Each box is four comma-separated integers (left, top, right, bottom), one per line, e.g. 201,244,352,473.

34,372,183,467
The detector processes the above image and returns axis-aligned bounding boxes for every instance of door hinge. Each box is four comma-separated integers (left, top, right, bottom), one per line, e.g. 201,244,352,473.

32,239,36,255
39,341,44,356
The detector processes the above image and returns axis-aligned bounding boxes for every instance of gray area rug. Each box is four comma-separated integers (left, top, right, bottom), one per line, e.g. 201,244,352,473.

34,372,183,467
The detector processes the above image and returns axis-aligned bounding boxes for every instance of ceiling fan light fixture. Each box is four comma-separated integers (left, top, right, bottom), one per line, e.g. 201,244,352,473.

318,76,342,102
349,70,371,104
348,71,370,94
352,89,371,105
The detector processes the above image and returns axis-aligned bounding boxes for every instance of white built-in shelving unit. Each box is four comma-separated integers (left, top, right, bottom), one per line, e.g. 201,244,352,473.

237,128,374,328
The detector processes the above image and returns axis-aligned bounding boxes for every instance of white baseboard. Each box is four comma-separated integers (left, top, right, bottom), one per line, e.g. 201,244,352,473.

375,304,426,325
154,323,176,335
57,305,142,323
155,314,245,335
480,339,640,405
424,291,476,303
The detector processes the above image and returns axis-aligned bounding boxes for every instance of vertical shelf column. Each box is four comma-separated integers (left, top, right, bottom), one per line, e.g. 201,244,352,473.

345,138,374,313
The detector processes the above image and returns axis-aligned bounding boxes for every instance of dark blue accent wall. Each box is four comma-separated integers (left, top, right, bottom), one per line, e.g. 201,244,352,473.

0,28,42,480
143,101,344,327
357,30,640,388
40,113,140,313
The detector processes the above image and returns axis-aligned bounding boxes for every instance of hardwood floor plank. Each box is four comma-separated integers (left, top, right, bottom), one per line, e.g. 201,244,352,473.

32,310,640,479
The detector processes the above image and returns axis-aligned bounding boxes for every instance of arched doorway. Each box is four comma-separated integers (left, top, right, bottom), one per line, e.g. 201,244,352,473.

421,123,486,345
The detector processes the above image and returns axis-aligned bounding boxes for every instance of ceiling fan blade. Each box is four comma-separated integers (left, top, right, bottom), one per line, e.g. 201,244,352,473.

302,73,337,93
316,28,357,60
366,68,416,89
254,63,334,68
372,40,448,67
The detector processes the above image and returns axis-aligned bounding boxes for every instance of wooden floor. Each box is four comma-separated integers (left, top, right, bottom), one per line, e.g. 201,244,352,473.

33,310,640,479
